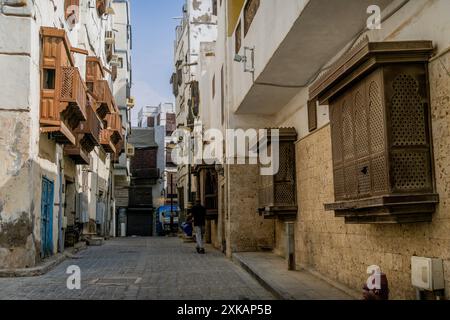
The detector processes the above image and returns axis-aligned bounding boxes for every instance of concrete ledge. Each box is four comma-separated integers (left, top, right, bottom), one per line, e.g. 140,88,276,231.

298,264,361,300
87,237,104,246
0,242,87,278
233,253,290,300
233,252,355,300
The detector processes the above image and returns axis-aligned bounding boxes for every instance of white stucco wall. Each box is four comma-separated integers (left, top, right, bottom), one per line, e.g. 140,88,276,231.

0,0,116,267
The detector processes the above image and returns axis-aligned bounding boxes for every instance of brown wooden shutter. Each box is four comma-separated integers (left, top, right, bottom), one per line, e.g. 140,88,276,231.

308,99,318,132
244,0,260,36
111,65,118,81
64,0,79,19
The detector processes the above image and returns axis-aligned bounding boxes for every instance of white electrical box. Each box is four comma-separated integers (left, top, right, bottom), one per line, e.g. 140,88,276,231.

411,256,445,291
62,216,68,229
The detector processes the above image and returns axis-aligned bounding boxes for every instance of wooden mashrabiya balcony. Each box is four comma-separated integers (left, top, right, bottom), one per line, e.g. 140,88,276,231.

100,129,117,155
40,27,87,145
64,93,103,165
85,56,116,120
92,80,116,119
100,112,123,155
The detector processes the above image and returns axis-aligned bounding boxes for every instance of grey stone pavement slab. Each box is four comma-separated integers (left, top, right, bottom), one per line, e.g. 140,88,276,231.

233,252,357,300
0,238,274,300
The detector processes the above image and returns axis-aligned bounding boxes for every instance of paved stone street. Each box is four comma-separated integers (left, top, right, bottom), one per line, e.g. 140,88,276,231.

0,238,274,300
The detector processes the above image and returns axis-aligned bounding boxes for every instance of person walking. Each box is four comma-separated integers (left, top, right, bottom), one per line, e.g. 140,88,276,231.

192,200,207,254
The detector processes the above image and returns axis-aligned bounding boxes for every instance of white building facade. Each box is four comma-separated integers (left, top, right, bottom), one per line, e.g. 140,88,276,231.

112,0,133,237
172,0,218,215
0,0,124,269
192,0,450,300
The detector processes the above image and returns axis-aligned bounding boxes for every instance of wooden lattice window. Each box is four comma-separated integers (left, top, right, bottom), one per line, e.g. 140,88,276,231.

111,65,117,81
310,40,439,224
244,0,260,36
257,128,298,221
308,99,317,132
235,21,242,54
212,0,218,16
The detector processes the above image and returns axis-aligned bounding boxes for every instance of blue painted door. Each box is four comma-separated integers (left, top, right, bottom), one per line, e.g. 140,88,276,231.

41,177,54,258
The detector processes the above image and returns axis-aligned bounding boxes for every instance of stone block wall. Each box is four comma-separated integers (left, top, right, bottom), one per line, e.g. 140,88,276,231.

226,164,274,256
295,52,450,299
273,220,287,258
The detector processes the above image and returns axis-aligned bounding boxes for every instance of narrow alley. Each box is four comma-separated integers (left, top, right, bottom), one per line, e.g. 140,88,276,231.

0,238,273,300
1,0,450,306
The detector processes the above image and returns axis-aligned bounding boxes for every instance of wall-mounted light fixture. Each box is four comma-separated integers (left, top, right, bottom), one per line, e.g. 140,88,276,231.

234,46,255,74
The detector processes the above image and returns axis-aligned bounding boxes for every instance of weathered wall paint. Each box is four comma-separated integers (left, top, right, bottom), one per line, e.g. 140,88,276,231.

0,0,117,269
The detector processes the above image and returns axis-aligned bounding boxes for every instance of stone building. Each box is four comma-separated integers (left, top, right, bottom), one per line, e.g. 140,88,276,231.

127,127,161,237
137,103,178,209
0,0,124,269
183,0,450,299
172,0,218,217
112,0,134,237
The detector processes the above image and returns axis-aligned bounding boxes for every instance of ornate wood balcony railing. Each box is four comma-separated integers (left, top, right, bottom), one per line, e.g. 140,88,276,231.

113,139,125,163
93,80,116,119
64,134,90,165
59,66,87,127
105,112,123,144
77,94,102,152
64,94,103,165
100,129,116,154
86,56,104,86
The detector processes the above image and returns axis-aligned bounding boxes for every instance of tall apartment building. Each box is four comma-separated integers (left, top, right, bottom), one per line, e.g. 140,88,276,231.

172,0,218,217
137,103,177,209
0,0,125,269
112,0,134,237
127,126,159,237
182,0,450,299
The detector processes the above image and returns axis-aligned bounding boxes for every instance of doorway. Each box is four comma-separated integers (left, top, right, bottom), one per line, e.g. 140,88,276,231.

41,177,54,258
127,209,154,237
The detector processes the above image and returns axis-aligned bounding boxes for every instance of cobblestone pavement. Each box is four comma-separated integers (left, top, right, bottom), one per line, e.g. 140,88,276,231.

0,238,274,300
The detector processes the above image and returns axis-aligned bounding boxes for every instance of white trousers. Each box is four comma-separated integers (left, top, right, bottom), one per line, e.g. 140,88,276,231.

195,226,205,249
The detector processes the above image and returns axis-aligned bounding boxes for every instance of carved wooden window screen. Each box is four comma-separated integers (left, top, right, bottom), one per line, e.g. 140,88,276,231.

308,99,318,132
330,65,434,202
244,0,260,36
235,21,242,54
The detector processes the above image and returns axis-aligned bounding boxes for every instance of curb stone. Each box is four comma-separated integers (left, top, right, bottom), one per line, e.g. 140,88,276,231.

0,242,87,278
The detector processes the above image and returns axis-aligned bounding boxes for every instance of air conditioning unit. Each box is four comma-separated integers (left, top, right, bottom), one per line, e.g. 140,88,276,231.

105,31,115,45
105,6,115,15
110,54,120,66
411,256,445,291
126,144,135,157
127,97,135,108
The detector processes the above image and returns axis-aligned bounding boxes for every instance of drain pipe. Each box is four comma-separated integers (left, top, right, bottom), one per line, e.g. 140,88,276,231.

58,158,64,253
286,222,295,270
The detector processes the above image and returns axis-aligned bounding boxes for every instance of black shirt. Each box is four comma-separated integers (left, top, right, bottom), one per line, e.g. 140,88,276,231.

192,204,206,227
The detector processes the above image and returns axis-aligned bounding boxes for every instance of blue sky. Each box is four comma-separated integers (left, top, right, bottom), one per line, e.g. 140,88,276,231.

130,0,184,124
